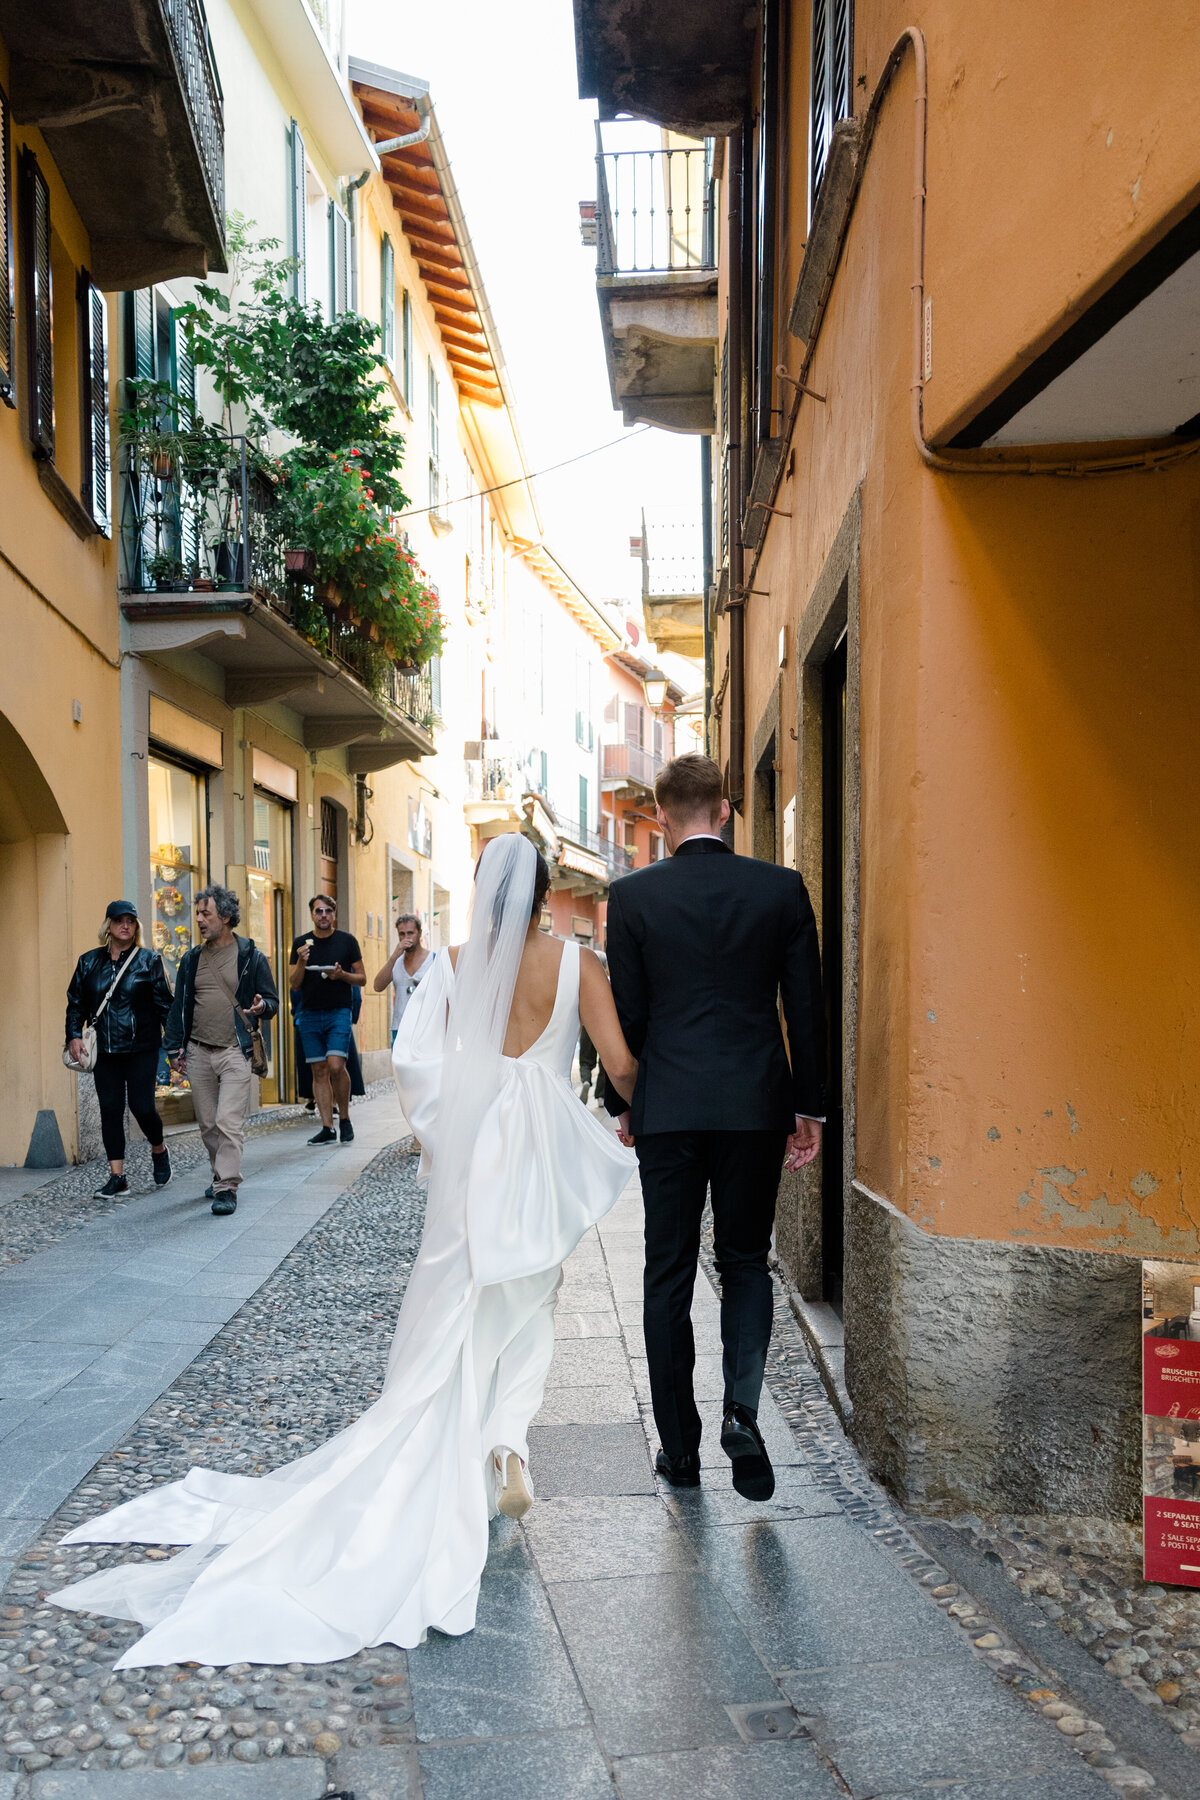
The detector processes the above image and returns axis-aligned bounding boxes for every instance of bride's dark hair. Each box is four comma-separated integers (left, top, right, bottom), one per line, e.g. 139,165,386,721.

531,850,552,919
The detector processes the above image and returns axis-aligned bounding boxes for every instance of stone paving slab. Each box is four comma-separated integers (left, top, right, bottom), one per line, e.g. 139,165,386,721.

29,1762,326,1797
527,1420,656,1496
611,1740,844,1800
782,1654,1116,1797
522,1495,695,1583
417,1731,614,1800
408,1567,587,1743
546,1569,780,1757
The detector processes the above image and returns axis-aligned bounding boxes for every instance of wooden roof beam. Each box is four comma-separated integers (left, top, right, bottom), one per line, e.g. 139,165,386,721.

389,186,450,225
440,325,491,355
429,287,481,316
455,379,504,407
414,259,471,292
446,347,497,377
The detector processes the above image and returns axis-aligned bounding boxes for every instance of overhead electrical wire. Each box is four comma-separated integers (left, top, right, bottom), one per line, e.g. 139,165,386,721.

390,424,652,521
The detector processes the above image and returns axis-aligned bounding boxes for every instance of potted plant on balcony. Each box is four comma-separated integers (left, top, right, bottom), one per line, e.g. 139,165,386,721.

284,546,315,578
147,551,186,592
170,216,445,677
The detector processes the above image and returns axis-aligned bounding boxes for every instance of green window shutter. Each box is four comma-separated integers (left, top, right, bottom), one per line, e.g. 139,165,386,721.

289,119,307,302
20,148,53,458
77,272,110,535
171,307,200,572
328,201,349,318
129,287,155,381
401,287,412,406
380,235,395,364
810,0,853,211
122,289,156,587
171,308,196,420
0,85,14,408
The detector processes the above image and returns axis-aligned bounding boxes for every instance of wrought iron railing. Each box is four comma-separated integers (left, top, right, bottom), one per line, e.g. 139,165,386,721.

162,0,225,226
119,431,434,731
558,817,635,880
595,130,716,277
602,741,663,789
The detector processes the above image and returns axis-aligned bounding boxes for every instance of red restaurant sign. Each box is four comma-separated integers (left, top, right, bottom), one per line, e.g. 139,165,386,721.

1142,1260,1200,1588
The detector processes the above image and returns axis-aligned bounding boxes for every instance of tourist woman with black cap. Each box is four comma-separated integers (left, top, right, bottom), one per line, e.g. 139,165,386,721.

65,900,176,1198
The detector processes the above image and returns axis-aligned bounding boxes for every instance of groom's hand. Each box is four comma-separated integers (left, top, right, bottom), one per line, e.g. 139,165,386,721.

785,1117,822,1171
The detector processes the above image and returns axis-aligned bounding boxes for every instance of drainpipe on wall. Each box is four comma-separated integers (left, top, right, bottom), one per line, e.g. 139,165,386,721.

726,129,745,812
700,434,713,756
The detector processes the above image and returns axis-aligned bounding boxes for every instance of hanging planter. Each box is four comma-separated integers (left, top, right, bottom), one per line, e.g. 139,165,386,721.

284,546,315,577
153,449,176,482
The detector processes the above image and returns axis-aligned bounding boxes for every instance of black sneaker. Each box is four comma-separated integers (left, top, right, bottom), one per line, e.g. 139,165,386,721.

304,1100,316,1114
152,1148,172,1188
204,1184,214,1200
308,1125,338,1145
338,1117,354,1143
93,1173,130,1199
211,1189,238,1216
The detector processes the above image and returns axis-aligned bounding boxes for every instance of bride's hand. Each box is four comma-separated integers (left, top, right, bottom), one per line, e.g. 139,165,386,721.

616,1111,635,1147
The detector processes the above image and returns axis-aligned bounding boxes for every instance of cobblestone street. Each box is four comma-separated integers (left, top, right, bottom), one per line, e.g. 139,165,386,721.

0,1090,1195,1799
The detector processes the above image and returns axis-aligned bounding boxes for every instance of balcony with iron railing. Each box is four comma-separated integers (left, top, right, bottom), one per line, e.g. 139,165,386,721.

118,435,436,765
602,740,664,792
590,128,718,435
3,0,226,288
557,818,636,883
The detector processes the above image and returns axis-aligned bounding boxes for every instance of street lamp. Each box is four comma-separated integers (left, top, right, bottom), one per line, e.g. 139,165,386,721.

642,668,669,711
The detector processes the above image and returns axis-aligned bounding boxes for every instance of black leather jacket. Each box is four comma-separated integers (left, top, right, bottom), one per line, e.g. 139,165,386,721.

65,946,175,1057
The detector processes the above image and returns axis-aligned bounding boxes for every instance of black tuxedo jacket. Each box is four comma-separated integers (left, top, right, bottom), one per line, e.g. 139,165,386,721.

603,837,826,1134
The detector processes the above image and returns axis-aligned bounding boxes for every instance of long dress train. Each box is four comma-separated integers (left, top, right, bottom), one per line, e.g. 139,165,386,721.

47,940,633,1666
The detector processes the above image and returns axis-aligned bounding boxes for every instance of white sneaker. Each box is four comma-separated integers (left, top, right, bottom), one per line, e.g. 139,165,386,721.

492,1448,533,1520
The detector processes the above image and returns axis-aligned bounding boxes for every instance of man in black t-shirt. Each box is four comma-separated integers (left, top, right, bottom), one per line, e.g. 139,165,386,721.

289,894,365,1145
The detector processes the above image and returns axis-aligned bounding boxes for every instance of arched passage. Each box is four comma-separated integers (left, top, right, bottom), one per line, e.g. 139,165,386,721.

0,713,73,1166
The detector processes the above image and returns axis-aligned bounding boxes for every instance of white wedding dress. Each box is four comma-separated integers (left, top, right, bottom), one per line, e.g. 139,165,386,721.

48,921,634,1668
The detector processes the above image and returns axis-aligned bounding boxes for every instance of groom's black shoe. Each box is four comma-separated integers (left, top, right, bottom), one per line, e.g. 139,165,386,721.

655,1448,700,1488
721,1403,775,1501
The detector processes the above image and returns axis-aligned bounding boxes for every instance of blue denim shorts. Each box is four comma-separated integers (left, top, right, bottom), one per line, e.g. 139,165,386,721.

298,1009,352,1064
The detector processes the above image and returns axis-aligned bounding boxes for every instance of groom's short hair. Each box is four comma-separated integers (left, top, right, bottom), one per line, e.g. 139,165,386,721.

655,753,724,819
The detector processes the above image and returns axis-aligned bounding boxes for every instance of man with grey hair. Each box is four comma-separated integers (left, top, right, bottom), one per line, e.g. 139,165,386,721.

165,885,278,1216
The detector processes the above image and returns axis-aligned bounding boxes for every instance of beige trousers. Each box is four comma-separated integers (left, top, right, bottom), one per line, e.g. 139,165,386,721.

186,1040,252,1190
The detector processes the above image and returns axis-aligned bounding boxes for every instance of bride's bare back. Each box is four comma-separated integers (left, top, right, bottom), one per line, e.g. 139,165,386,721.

449,928,637,1096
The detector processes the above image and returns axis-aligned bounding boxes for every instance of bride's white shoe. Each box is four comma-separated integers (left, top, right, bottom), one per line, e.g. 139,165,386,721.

492,1448,533,1520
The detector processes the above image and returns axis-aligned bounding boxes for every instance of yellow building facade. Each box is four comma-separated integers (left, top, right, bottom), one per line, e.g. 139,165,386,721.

0,5,224,1167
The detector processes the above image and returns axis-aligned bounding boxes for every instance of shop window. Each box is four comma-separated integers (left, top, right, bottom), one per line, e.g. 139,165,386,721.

149,754,207,970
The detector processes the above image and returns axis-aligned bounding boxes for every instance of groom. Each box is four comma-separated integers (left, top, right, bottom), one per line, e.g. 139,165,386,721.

604,753,825,1500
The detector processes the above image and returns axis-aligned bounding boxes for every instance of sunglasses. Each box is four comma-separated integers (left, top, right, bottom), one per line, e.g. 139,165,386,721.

312,907,336,918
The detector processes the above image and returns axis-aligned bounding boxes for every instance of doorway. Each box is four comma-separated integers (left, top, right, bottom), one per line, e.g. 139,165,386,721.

820,633,847,1308
248,790,294,1103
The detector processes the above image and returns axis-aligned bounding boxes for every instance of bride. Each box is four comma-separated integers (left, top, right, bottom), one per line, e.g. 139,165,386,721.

48,834,637,1666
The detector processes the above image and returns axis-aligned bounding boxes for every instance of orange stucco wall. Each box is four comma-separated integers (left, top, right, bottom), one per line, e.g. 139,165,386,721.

719,0,1200,1259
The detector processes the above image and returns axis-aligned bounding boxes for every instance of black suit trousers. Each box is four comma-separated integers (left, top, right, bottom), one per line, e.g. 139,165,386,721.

636,1129,788,1458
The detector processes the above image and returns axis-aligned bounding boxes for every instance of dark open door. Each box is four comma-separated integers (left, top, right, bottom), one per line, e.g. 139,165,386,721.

821,633,847,1308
